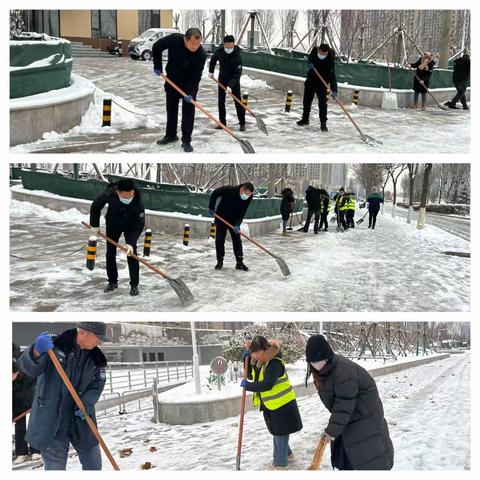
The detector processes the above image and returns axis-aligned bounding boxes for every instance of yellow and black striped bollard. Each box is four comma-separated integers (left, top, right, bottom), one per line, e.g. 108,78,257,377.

326,90,330,103
86,236,98,271
209,222,216,239
284,90,293,112
352,90,360,105
143,229,153,257
183,224,190,247
102,99,112,127
241,92,249,107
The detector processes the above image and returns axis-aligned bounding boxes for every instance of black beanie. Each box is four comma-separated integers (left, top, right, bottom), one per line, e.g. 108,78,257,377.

224,35,235,43
306,335,334,362
117,178,135,192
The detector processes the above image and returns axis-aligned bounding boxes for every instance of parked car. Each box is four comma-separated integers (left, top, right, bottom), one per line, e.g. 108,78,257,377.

128,28,178,61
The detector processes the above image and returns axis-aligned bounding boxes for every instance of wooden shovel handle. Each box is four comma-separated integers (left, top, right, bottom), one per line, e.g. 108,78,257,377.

212,77,255,116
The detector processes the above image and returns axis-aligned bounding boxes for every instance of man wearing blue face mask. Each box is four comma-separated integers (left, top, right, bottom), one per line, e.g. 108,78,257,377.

89,179,145,296
297,43,337,132
208,35,246,131
208,182,254,271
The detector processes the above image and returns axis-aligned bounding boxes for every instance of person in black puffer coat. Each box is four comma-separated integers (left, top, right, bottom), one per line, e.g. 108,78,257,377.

445,51,470,110
280,188,295,235
407,52,435,110
305,335,394,470
297,43,338,131
89,178,145,296
302,186,322,234
209,35,246,130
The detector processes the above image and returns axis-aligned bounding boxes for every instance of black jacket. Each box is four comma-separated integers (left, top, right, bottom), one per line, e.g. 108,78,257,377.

209,46,243,87
306,48,338,92
280,189,295,220
306,186,322,210
411,57,435,91
367,193,384,213
152,33,206,93
312,354,394,470
209,185,252,225
13,371,36,418
453,55,470,84
244,345,303,436
90,182,145,236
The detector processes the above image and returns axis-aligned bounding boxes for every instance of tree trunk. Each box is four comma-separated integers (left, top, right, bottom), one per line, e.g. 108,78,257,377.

407,176,415,224
439,11,454,69
417,164,433,229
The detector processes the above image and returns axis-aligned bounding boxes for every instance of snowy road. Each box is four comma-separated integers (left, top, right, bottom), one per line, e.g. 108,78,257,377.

18,352,470,470
10,57,470,154
10,199,470,312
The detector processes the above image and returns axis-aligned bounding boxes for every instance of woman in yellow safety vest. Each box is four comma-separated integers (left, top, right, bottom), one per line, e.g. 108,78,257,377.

241,336,303,470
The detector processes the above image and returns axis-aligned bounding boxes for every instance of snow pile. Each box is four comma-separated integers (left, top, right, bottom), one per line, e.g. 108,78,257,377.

10,199,87,224
241,74,272,91
10,53,72,71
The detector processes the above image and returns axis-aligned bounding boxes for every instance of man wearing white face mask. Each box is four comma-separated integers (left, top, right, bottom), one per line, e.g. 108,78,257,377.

305,335,394,470
89,179,145,296
208,35,246,131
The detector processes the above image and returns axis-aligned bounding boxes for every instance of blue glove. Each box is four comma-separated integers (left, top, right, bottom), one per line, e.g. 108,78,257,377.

183,95,193,103
153,68,162,76
331,91,338,99
34,331,53,354
74,409,86,420
308,62,314,70
233,225,241,234
240,379,248,388
208,208,215,217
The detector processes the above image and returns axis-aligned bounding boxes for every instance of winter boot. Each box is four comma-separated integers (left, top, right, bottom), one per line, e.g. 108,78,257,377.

462,102,469,110
130,286,139,296
181,142,193,153
104,282,118,293
239,123,246,132
445,101,457,109
235,261,249,271
157,135,179,145
321,122,328,132
13,455,29,465
282,231,288,236
31,454,42,461
296,118,309,126
214,261,223,270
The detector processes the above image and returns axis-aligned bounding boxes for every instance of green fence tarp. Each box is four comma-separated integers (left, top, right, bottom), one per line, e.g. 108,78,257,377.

10,41,73,99
19,170,303,219
242,51,458,89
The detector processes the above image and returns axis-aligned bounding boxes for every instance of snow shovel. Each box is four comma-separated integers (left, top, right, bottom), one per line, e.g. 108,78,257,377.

307,434,329,470
381,53,398,109
47,349,120,470
236,357,248,470
12,409,31,424
214,214,291,277
160,73,255,153
211,77,268,135
414,74,449,111
356,211,369,225
312,67,383,147
81,222,194,305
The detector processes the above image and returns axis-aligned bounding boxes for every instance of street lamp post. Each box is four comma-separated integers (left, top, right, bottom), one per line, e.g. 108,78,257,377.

190,321,201,394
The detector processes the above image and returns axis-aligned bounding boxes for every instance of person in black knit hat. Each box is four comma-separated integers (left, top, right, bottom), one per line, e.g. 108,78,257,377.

305,335,394,470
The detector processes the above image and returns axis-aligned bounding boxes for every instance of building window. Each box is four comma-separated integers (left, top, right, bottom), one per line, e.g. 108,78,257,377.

91,10,117,38
149,352,156,362
138,10,161,34
22,10,60,36
157,352,165,361
142,352,147,362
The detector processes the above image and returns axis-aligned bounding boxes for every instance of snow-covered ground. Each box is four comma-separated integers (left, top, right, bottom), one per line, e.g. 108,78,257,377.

16,352,470,470
10,57,470,154
10,199,470,311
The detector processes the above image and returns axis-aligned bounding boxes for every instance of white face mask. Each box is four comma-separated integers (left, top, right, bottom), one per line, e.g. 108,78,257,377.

118,194,133,205
310,360,327,371
225,47,234,54
318,53,327,60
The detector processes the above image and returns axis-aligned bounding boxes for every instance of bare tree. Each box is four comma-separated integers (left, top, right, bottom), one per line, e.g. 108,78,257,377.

385,164,408,218
406,164,419,223
417,163,433,229
352,164,385,196
180,10,206,33
231,10,248,41
258,10,276,45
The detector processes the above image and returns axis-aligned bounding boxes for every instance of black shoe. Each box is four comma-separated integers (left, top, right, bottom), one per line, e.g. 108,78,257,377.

215,124,225,130
321,122,328,132
157,135,179,145
104,282,118,293
324,228,328,232
239,124,246,132
314,230,319,234
447,102,458,109
368,225,371,228
462,104,469,110
235,261,249,271
297,118,309,126
181,142,193,153
214,261,223,270
130,286,139,296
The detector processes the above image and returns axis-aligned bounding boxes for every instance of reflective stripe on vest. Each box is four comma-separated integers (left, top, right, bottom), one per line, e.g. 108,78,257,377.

347,197,356,210
252,358,296,410
339,196,349,211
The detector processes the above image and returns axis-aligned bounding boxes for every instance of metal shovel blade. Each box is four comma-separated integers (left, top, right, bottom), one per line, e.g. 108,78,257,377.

356,218,365,225
167,277,194,304
274,255,291,277
437,103,449,111
239,139,255,154
361,134,383,147
255,115,269,135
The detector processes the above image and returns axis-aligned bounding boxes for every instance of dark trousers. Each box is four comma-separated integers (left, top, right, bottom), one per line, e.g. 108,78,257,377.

303,208,321,233
369,210,379,229
338,210,348,230
218,82,246,126
105,226,141,286
215,222,243,262
15,416,39,456
319,212,329,230
301,79,328,123
165,85,197,143
346,209,355,228
451,80,468,107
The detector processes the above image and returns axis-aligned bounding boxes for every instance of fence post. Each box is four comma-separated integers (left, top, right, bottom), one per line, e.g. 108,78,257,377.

108,369,114,394
167,362,170,382
176,362,179,380
128,370,132,390
152,379,159,424
144,367,147,387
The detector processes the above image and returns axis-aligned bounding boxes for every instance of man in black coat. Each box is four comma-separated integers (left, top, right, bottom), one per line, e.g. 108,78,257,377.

208,182,254,271
208,35,246,131
153,28,207,152
297,43,338,132
302,186,322,234
318,189,331,232
445,51,470,110
306,335,394,470
89,178,145,296
17,323,109,470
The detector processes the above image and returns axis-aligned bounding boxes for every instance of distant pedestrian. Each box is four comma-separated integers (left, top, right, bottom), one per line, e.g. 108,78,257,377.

406,52,435,110
334,188,349,231
318,189,331,232
445,51,470,110
302,186,322,234
367,188,384,230
280,188,295,235
345,190,356,228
